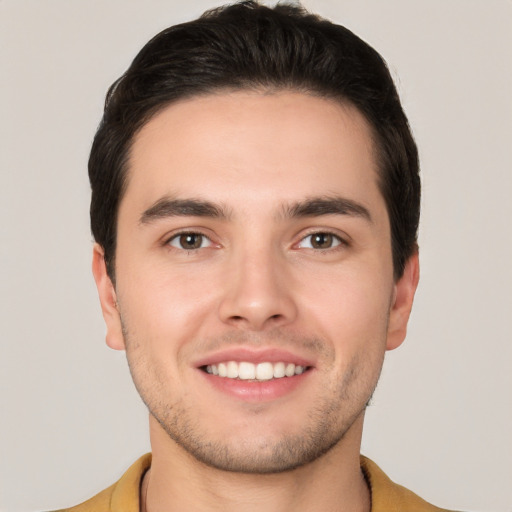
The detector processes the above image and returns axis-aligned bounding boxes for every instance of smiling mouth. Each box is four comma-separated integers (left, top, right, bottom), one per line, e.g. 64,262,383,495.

202,361,311,381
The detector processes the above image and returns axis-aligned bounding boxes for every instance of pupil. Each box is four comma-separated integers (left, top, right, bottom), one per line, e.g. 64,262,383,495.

180,234,201,249
312,233,332,249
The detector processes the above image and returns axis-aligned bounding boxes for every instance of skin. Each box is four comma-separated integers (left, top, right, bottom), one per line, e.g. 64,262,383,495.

93,91,419,512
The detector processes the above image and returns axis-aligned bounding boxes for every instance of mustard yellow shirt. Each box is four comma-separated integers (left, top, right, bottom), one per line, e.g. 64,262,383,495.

52,454,457,512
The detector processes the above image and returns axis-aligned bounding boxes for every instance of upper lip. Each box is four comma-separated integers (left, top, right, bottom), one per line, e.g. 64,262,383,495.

193,347,316,368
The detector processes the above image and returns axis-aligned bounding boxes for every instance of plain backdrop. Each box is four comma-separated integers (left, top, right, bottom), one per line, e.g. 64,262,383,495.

1,1,511,511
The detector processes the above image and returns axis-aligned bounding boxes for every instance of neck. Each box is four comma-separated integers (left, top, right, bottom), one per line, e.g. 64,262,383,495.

141,414,370,512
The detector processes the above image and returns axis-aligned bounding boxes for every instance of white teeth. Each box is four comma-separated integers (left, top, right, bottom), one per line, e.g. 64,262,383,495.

239,361,256,380
285,363,295,377
227,361,238,378
218,362,227,377
273,362,285,378
205,361,308,381
256,362,273,381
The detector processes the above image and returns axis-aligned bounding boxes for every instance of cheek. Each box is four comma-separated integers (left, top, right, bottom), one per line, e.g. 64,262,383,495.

300,266,393,351
116,262,221,350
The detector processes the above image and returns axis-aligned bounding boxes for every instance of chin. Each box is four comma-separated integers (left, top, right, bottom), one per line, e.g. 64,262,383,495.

151,396,365,475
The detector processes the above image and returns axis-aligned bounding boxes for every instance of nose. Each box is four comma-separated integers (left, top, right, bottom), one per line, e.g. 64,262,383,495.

218,246,298,331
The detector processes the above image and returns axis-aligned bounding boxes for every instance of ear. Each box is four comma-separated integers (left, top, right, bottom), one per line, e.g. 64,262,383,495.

386,251,420,351
91,244,126,351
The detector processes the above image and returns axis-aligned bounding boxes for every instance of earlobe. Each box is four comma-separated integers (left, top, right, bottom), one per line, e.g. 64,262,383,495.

91,244,126,351
386,251,420,351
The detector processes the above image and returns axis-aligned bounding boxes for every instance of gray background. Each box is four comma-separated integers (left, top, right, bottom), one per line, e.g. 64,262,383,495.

1,1,511,511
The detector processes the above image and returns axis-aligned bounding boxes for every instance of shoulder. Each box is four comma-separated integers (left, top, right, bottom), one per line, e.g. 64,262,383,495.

360,456,460,512
47,454,151,512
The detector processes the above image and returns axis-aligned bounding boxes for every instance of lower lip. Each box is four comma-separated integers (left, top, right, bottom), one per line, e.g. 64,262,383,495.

199,369,312,402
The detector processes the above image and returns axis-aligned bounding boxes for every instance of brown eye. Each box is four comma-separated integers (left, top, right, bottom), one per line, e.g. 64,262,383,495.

169,233,210,250
298,232,342,250
311,233,334,249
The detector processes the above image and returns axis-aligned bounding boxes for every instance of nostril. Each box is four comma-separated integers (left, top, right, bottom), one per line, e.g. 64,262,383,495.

227,313,285,327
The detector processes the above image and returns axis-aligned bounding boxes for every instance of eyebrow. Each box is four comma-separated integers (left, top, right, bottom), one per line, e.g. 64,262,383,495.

139,195,372,225
139,197,230,224
282,196,372,222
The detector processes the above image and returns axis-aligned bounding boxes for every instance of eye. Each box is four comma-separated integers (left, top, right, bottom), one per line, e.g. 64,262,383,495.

168,232,212,250
297,232,343,250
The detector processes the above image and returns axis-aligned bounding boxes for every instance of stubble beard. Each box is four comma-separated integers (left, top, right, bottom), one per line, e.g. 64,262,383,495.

150,382,370,474
123,324,384,475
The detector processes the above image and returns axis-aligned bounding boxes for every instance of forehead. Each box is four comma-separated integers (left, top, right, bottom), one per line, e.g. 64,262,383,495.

123,91,383,220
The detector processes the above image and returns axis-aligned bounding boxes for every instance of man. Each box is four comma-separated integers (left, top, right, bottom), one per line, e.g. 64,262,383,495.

56,2,457,511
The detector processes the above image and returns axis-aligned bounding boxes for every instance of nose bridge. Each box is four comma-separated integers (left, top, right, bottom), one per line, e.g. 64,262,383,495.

218,237,297,330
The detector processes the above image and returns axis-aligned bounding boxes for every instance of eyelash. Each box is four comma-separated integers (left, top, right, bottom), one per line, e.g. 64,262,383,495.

165,231,214,251
295,231,348,251
164,230,348,253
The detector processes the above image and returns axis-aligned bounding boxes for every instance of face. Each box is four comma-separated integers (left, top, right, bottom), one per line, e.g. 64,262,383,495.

93,91,418,473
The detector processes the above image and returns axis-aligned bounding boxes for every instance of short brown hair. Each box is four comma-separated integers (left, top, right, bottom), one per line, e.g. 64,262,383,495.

89,1,420,280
